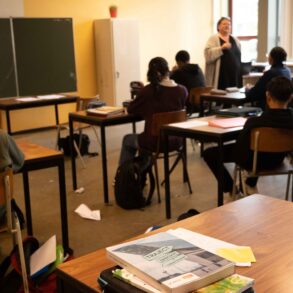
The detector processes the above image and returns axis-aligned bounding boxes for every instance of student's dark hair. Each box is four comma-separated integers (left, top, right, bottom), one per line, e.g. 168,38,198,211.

147,57,169,86
266,76,293,103
217,16,231,32
175,50,190,63
269,46,287,65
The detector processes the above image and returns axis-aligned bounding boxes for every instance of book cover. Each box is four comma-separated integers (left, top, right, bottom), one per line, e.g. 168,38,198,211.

86,106,124,117
195,274,254,293
208,117,246,129
106,231,235,293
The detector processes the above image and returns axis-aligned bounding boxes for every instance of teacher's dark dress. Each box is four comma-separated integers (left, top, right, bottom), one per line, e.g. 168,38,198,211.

218,36,242,89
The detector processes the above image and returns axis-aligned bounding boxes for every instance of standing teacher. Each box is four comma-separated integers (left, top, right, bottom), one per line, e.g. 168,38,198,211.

204,17,242,89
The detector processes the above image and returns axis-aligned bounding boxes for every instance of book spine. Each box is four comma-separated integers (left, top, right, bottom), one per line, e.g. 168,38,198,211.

107,252,170,293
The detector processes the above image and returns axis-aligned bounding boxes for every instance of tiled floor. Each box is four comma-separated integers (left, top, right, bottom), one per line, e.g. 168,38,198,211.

0,122,288,258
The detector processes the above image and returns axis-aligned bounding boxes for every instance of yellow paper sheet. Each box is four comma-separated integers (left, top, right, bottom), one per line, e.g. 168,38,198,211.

217,246,256,263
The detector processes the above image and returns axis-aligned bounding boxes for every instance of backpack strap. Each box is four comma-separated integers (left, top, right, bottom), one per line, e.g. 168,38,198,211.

145,165,155,206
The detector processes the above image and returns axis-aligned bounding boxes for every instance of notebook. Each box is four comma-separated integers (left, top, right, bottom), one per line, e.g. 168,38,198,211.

208,117,247,128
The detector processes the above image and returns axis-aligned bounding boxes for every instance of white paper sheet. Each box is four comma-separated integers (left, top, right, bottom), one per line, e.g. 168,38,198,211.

36,94,65,99
16,97,38,102
75,203,101,221
30,235,56,276
168,228,251,267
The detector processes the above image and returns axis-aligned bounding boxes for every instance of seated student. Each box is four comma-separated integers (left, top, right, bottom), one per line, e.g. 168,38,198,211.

245,46,291,110
0,129,24,172
170,50,205,92
119,57,188,166
0,129,24,225
203,76,293,195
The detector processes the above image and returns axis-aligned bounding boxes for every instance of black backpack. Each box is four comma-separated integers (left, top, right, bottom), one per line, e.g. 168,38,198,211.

114,155,155,209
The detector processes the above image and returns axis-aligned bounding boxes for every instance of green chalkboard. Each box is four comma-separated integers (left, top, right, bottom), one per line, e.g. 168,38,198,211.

13,18,77,96
0,19,17,98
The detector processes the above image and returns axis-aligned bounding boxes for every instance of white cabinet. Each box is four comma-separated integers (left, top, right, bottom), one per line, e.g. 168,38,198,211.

94,19,140,106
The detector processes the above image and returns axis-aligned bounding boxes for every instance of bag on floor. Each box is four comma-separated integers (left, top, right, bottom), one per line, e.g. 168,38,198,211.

114,155,155,209
0,236,72,293
58,133,90,157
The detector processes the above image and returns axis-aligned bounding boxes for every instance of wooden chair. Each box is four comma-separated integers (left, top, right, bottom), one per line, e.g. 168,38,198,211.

0,169,29,293
233,127,293,199
188,86,213,115
130,81,144,100
147,110,192,202
56,97,100,168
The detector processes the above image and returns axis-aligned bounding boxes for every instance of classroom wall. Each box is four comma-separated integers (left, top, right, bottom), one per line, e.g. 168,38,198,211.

24,0,213,96
1,0,213,132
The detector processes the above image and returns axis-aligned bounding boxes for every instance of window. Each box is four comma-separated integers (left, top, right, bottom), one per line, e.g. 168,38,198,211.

229,0,259,61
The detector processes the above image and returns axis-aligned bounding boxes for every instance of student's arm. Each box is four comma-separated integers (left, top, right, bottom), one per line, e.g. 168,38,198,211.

245,70,272,103
8,135,24,172
0,131,24,172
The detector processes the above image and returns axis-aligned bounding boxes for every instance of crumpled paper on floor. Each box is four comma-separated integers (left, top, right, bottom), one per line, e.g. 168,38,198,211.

74,204,101,221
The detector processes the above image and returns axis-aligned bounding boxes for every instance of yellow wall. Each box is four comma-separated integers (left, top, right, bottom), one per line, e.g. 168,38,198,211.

3,0,213,132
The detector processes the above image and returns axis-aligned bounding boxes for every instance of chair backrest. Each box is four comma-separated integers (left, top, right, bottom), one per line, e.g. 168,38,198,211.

250,127,293,173
0,168,13,231
189,86,213,106
250,127,293,153
130,81,144,99
150,110,187,137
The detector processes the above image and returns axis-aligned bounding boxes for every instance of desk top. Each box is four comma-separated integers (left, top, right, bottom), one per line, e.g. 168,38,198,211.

201,91,246,101
17,141,63,161
163,116,243,137
69,110,142,126
0,96,77,110
57,195,293,292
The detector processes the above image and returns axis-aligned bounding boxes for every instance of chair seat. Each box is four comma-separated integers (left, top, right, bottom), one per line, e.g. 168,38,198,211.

246,159,293,177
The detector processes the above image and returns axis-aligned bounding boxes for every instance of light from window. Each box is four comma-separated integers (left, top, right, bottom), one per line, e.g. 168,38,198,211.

232,0,258,36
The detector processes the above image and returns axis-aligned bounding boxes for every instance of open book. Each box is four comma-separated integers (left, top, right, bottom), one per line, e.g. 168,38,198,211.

86,106,124,117
106,231,234,293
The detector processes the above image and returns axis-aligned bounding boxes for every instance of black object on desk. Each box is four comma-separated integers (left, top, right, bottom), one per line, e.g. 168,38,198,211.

215,106,262,117
98,266,145,293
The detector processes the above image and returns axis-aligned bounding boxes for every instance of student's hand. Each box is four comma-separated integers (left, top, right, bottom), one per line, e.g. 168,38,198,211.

245,83,253,90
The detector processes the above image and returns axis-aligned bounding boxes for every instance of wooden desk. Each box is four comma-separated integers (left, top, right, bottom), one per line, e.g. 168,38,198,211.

69,111,142,203
162,116,242,218
200,92,246,117
56,195,293,292
17,141,70,253
0,96,77,134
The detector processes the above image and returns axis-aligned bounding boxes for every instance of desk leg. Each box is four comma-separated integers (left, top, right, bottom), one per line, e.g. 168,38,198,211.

217,139,224,206
164,131,171,219
183,139,188,182
6,110,12,135
70,117,77,190
22,171,33,235
100,126,109,204
132,122,136,134
58,157,70,253
199,96,204,117
55,104,59,125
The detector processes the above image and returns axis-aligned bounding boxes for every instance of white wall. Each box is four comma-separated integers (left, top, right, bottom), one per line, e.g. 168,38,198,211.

117,0,213,83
